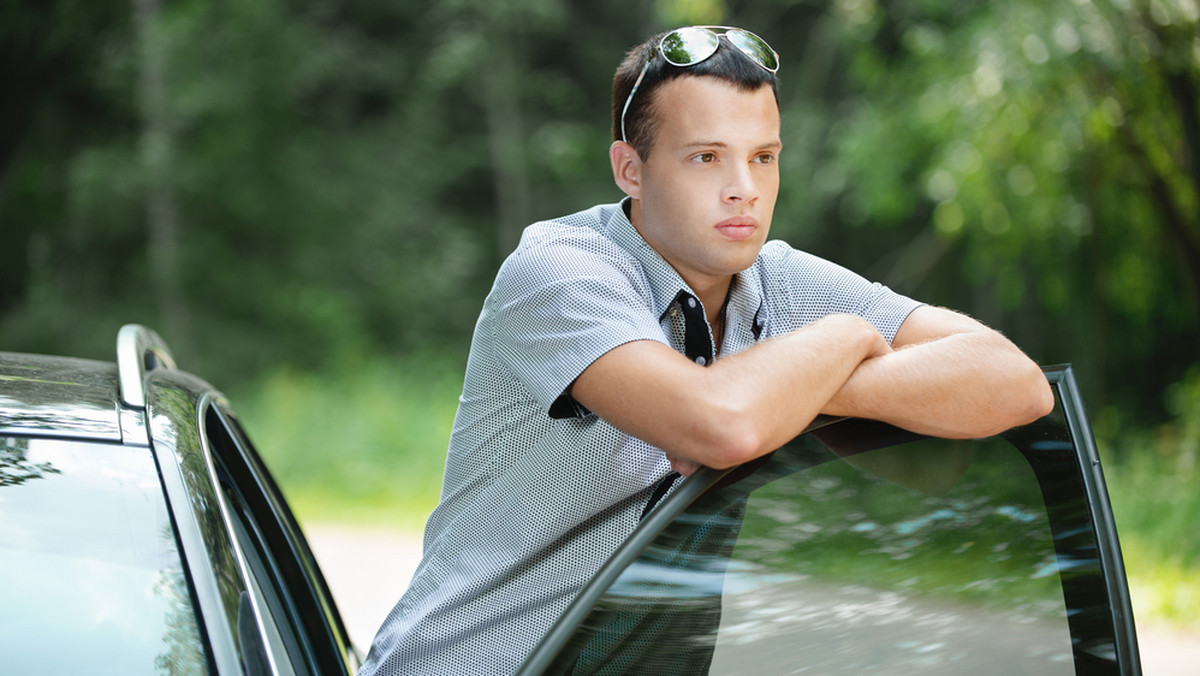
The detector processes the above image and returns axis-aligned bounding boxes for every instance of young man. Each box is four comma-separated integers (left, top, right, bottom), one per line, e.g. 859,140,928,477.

359,26,1053,675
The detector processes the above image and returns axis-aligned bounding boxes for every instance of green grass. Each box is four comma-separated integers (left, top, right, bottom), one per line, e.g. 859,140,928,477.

1100,435,1200,628
230,354,1199,631
230,351,463,532
1096,367,1200,630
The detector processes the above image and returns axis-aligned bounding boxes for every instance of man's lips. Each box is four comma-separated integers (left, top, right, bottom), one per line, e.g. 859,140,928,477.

715,216,759,241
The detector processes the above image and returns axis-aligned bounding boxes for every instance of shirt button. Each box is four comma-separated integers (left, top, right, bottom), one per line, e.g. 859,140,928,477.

695,356,707,366
687,297,697,309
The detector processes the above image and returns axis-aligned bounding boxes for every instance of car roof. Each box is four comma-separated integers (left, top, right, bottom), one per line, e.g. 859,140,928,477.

0,326,180,444
2,325,359,674
0,351,124,441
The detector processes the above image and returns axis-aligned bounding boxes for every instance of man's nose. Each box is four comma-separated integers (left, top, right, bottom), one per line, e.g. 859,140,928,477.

722,163,759,204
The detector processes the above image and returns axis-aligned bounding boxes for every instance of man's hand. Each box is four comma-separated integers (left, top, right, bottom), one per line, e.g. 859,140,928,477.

666,454,704,477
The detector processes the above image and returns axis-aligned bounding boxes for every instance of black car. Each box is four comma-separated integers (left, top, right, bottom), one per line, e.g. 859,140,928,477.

0,325,359,675
1,326,1140,674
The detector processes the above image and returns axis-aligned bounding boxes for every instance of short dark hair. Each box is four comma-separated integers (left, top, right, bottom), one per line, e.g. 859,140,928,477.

611,29,780,160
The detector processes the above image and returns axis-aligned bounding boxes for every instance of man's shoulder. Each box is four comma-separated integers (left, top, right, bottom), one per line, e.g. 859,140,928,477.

515,203,623,253
750,240,869,297
489,202,648,299
754,239,824,275
500,204,637,275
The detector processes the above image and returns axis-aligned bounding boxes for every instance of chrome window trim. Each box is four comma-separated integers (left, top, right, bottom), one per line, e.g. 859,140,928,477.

195,391,283,676
215,406,360,674
119,402,150,446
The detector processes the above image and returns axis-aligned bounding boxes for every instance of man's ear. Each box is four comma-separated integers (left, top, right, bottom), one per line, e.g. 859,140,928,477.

610,141,643,199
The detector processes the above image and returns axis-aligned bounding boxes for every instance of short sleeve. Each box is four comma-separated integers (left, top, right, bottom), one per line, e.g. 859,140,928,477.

757,240,923,342
485,233,670,417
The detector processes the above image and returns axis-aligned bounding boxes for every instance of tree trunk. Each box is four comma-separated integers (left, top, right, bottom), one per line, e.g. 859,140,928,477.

481,20,532,263
133,0,191,355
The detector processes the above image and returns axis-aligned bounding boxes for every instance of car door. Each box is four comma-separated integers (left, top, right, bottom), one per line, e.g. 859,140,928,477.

200,400,361,675
519,365,1140,675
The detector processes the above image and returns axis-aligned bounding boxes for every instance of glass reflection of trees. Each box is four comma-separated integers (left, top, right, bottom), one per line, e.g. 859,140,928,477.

154,522,209,675
0,437,61,488
734,434,1063,616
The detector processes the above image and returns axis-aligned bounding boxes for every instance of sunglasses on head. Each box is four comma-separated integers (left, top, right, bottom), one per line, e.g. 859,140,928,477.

620,26,780,144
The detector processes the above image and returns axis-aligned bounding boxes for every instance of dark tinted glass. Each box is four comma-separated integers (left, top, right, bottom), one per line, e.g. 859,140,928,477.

0,437,207,674
708,434,1072,674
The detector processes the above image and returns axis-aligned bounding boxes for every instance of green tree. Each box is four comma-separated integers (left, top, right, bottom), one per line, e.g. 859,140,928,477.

2,0,1195,423
755,0,1198,417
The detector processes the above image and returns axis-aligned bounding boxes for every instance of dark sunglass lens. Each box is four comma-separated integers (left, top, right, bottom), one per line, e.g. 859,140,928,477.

660,27,720,66
727,29,779,72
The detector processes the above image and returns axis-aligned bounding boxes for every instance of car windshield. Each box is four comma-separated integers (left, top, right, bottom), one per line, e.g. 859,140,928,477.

0,436,207,674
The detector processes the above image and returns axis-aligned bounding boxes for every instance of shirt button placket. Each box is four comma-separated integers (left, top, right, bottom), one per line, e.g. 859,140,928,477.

674,291,714,367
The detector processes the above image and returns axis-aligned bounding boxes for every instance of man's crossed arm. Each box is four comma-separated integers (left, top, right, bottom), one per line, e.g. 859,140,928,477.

570,305,1055,475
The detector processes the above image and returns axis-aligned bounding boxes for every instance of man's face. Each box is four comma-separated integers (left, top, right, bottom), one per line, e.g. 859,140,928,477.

627,75,781,294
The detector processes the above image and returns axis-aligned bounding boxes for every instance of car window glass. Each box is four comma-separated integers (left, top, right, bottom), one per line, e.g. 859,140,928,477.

548,424,1083,675
0,436,208,674
708,435,1073,674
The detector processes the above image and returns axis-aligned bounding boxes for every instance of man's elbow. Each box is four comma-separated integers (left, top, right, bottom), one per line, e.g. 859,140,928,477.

992,366,1056,434
690,402,776,470
703,431,764,470
1023,372,1056,423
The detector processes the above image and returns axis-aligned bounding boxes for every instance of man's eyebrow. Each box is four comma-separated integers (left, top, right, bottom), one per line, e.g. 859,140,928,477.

679,139,783,150
680,140,728,149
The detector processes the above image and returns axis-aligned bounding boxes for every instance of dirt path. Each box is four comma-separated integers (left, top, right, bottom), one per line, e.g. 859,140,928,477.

305,523,1199,674
305,524,424,651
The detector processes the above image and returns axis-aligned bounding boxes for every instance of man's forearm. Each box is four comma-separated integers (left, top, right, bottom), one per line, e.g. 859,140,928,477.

696,313,891,465
822,326,1054,438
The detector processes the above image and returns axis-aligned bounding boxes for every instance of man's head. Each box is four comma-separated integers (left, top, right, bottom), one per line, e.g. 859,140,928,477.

612,26,780,160
608,27,784,297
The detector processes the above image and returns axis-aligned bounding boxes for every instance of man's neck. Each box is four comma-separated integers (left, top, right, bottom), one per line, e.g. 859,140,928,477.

690,276,733,326
626,197,734,315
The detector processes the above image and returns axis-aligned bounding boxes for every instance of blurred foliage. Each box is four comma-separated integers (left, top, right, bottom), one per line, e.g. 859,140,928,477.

232,350,465,529
2,0,1198,426
1097,364,1200,625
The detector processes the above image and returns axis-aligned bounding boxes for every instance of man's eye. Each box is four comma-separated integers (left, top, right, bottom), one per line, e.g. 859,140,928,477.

754,153,776,165
694,152,716,163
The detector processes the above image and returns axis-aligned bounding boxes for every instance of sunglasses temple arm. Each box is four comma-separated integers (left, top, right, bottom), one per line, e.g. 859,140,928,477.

619,59,651,144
